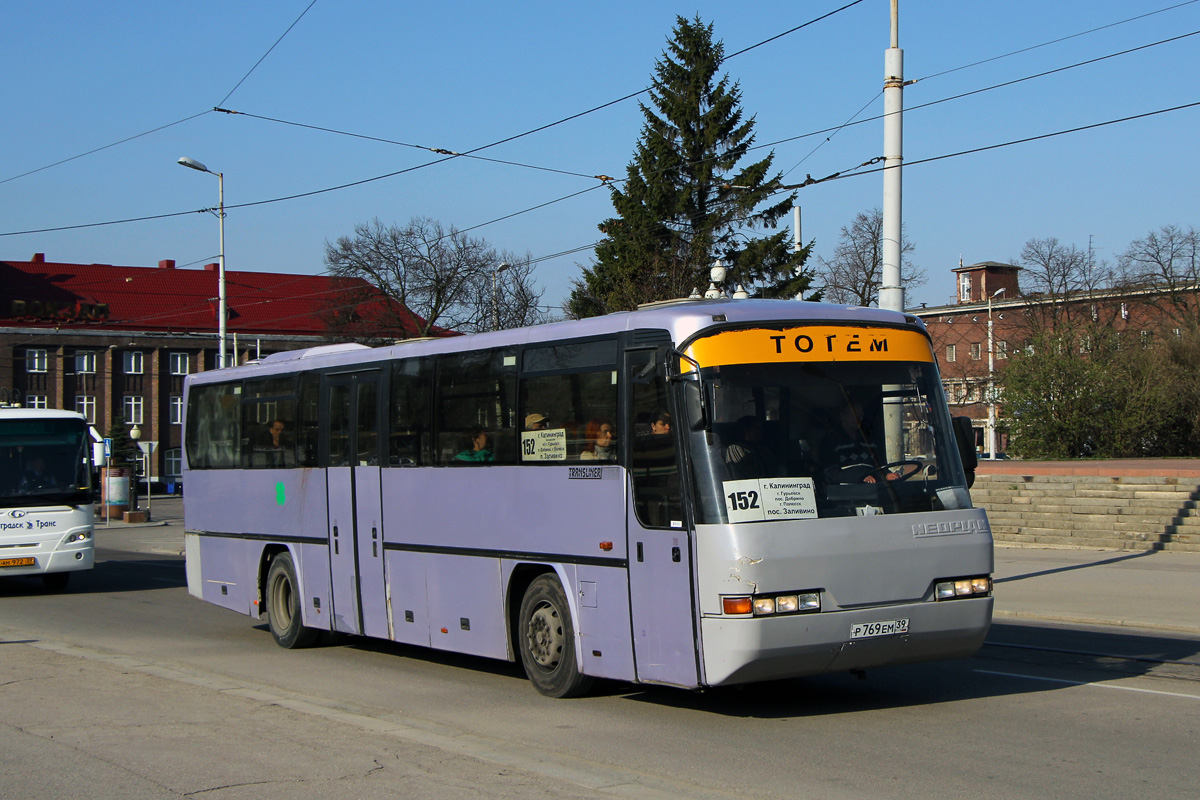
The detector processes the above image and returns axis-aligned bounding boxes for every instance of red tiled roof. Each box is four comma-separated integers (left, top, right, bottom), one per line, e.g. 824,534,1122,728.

1,256,441,337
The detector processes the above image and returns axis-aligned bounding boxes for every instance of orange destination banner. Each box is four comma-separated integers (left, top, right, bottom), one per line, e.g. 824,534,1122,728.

685,326,933,368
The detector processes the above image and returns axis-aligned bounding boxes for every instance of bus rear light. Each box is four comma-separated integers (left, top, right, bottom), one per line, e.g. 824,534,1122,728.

935,576,992,600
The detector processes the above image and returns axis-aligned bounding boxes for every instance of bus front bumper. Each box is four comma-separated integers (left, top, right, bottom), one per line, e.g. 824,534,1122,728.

699,596,992,687
0,529,94,578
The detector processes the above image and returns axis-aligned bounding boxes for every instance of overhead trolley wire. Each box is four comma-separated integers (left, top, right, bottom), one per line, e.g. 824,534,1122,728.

0,1,320,186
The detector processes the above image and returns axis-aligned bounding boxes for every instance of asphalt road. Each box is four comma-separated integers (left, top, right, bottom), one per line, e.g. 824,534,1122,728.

2,517,1198,799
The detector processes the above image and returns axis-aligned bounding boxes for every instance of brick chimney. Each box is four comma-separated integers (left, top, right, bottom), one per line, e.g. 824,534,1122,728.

204,262,219,272
158,259,176,269
30,253,45,263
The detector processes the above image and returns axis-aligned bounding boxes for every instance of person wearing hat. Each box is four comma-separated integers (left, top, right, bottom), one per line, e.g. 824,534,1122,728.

525,412,549,431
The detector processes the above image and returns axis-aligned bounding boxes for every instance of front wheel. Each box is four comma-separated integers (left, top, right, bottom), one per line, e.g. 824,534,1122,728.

265,552,319,649
517,574,593,698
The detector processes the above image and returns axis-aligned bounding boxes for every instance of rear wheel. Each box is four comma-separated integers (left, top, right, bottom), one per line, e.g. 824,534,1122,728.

42,572,70,592
265,552,319,649
518,574,593,698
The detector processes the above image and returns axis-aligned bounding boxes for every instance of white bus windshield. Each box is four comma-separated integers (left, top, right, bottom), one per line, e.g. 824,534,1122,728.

0,418,93,507
685,358,969,523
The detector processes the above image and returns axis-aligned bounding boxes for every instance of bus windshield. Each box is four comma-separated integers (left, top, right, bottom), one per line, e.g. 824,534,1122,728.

685,358,970,523
0,418,93,507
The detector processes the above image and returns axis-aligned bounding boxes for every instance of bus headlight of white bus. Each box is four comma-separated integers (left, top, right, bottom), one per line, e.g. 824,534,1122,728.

935,576,991,600
723,592,821,617
62,531,92,544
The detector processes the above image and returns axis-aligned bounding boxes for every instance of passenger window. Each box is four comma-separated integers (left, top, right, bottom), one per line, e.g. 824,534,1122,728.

436,349,516,465
519,371,617,462
296,374,320,467
390,358,433,466
185,382,241,470
242,377,297,469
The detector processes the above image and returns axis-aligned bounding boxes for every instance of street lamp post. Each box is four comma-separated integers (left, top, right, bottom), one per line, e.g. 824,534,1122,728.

492,261,509,331
987,287,1006,460
177,157,227,368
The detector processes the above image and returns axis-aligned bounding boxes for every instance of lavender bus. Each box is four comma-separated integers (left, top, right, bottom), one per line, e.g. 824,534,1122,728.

183,298,993,697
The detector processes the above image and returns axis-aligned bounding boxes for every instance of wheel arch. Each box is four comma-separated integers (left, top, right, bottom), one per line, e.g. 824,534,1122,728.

257,543,292,619
505,562,577,664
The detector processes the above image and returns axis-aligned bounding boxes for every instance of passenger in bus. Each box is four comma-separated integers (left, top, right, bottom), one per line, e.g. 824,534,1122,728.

725,416,772,480
651,410,671,435
266,419,288,449
579,419,616,461
525,412,549,431
454,427,494,462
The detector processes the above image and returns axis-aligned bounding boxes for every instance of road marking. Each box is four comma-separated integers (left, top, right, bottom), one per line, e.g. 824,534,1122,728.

975,669,1200,700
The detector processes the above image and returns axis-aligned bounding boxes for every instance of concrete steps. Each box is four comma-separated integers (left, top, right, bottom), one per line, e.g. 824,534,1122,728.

971,473,1200,552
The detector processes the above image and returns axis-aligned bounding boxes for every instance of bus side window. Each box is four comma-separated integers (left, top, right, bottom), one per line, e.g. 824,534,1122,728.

435,349,516,465
185,382,241,470
627,349,681,528
390,357,433,466
296,373,320,467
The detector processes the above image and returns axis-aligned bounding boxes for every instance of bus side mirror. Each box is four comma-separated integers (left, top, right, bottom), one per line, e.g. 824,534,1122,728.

93,442,108,468
952,416,977,488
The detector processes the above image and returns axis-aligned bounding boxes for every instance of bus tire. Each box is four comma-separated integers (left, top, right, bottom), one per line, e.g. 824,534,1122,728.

517,574,593,698
265,552,319,649
42,572,70,592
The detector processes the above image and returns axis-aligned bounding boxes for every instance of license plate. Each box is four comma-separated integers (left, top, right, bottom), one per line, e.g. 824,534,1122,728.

850,618,909,639
0,557,37,568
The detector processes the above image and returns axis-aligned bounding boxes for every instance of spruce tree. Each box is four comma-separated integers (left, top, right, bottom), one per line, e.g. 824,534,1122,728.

568,15,813,317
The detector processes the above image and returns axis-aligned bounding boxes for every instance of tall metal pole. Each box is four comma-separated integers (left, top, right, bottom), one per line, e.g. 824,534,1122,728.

880,0,905,313
492,261,509,331
217,171,227,369
178,158,228,368
986,288,1005,459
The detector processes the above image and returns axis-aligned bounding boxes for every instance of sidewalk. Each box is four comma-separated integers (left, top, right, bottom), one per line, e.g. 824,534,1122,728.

992,545,1200,635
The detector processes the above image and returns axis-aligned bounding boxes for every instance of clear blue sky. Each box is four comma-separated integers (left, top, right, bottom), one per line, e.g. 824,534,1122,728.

3,1,1197,311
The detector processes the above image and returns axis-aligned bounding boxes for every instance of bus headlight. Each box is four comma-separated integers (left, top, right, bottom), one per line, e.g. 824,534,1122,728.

935,576,991,600
723,591,821,616
63,531,92,544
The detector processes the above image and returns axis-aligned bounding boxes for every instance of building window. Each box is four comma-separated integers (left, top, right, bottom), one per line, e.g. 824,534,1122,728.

959,274,972,302
996,340,1008,359
26,349,48,373
123,351,144,375
76,395,96,424
75,351,96,373
945,344,956,362
1078,335,1091,354
1140,330,1152,348
170,395,184,425
169,352,190,375
970,342,982,360
967,383,982,403
123,395,144,425
27,394,48,409
165,448,183,478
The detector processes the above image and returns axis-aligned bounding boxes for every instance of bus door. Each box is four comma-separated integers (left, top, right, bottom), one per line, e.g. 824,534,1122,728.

323,371,388,638
624,345,700,687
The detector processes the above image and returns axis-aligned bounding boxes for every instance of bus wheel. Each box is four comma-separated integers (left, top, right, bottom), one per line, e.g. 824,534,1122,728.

42,572,70,592
266,552,319,649
518,574,594,698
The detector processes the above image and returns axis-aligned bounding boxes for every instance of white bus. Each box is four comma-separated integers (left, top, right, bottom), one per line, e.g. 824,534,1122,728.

0,409,96,591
